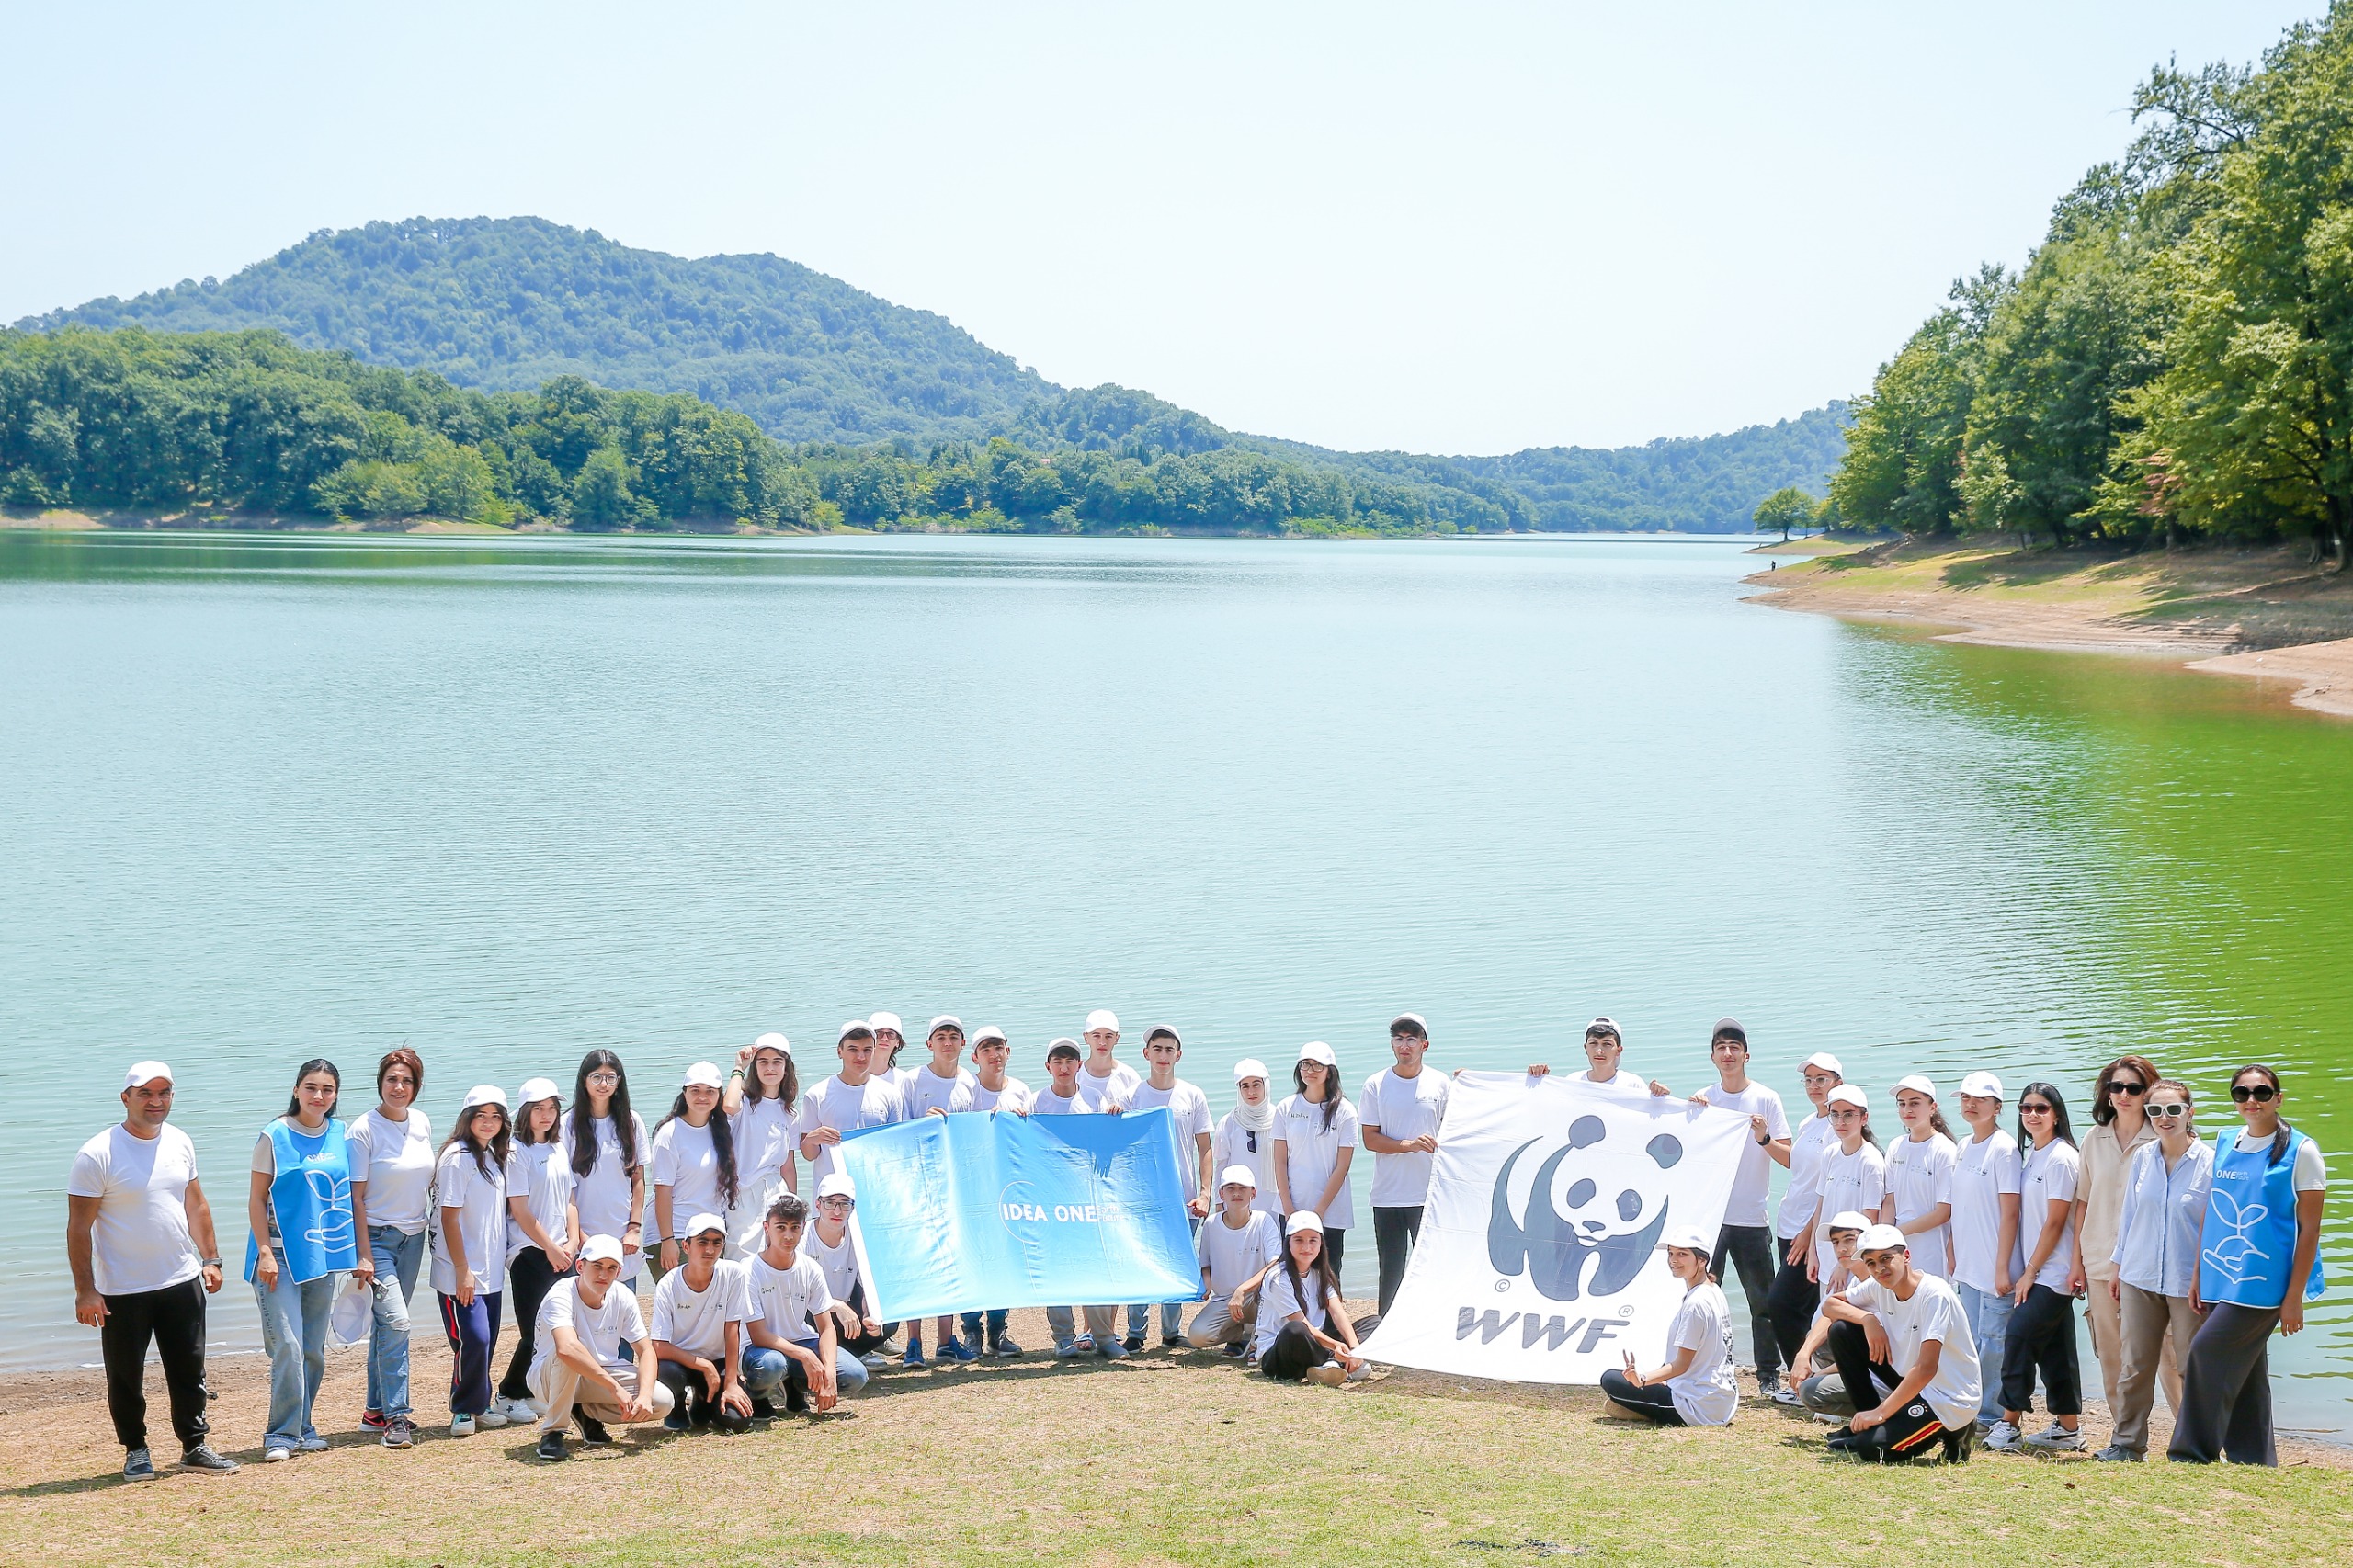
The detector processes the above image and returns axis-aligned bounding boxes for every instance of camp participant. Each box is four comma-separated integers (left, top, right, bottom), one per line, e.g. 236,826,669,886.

724,1033,800,1247
2099,1079,2210,1461
1949,1071,2021,1431
528,1235,673,1461
1255,1211,1368,1385
1818,1225,1983,1463
870,1011,915,1096
966,1026,1033,1116
1211,1059,1280,1217
1558,1017,1672,1096
1987,1083,2084,1453
1597,1226,1737,1427
1273,1043,1358,1277
1686,1019,1790,1395
1764,1051,1844,1394
1785,1211,1875,1417
1359,1013,1450,1317
1036,1040,1124,1357
1187,1165,1282,1354
901,1016,983,1366
1881,1075,1957,1277
1125,1026,1215,1349
246,1058,358,1461
1806,1085,1886,1290
495,1077,580,1427
2075,1054,2162,1434
2170,1065,2327,1467
346,1047,433,1446
1076,1008,1142,1112
745,1192,865,1412
434,1086,534,1437
649,1062,739,1279
648,1213,757,1434
793,1022,908,1188
809,1174,897,1363
67,1061,238,1481
562,1051,648,1282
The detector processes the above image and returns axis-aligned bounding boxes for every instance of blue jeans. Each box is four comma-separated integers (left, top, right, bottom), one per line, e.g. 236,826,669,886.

363,1226,426,1417
1955,1280,2015,1426
961,1308,1008,1345
254,1250,336,1450
740,1341,869,1400
1128,1213,1201,1339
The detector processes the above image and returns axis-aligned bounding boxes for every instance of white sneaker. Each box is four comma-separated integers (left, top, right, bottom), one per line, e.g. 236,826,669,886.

475,1406,510,1429
2022,1423,2085,1452
449,1414,476,1437
294,1435,328,1453
1983,1419,2020,1451
493,1397,538,1425
261,1446,294,1463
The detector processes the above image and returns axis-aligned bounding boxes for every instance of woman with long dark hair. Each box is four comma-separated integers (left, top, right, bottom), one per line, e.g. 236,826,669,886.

1806,1085,1884,1293
2169,1066,2327,1465
1254,1212,1365,1384
651,1062,739,1277
1881,1075,1956,1278
1987,1082,2083,1452
2076,1053,2162,1433
1766,1051,1845,1403
494,1078,580,1426
1271,1043,1357,1277
562,1051,647,1283
1600,1228,1737,1426
725,1035,799,1254
347,1047,431,1447
435,1085,540,1437
246,1058,358,1460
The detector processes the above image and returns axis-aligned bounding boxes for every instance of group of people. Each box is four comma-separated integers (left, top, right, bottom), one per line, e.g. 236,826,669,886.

64,1008,2325,1480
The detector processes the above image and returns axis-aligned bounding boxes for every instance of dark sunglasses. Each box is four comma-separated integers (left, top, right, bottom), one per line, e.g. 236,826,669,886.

2148,1103,2190,1119
2019,1102,2053,1115
1245,1130,1258,1153
2231,1085,2279,1104
2106,1081,2146,1096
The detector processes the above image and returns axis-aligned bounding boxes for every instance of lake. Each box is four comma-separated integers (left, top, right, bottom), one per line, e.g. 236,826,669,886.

2,529,2345,1435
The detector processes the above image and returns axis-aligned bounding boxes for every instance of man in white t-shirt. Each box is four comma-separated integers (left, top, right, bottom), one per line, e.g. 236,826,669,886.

1686,1019,1793,1396
1360,1012,1449,1316
66,1061,238,1481
648,1214,757,1434
902,1015,983,1367
1075,1008,1141,1112
1036,1040,1122,1357
1121,1026,1215,1349
1186,1166,1282,1353
1819,1225,1984,1463
529,1234,672,1460
809,1174,893,1362
743,1191,861,1411
793,1021,908,1187
870,1010,914,1096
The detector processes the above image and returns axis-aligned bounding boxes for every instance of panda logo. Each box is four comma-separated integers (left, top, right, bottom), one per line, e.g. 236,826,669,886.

1486,1114,1682,1301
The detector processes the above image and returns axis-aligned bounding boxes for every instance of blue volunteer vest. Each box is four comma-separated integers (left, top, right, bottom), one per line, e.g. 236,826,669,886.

244,1117,358,1284
2197,1125,2325,1310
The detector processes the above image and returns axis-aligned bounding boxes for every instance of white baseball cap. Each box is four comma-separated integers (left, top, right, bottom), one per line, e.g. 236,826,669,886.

1298,1041,1337,1067
517,1076,562,1105
972,1025,1008,1047
579,1234,625,1264
838,1019,874,1043
869,1012,904,1037
1584,1016,1622,1040
817,1173,857,1199
1390,1012,1428,1036
752,1031,791,1057
122,1061,174,1090
928,1015,965,1038
1827,1210,1873,1233
1084,1009,1120,1034
1859,1224,1910,1254
1233,1058,1269,1083
460,1084,509,1112
1284,1210,1325,1236
1658,1225,1711,1253
684,1211,728,1239
1145,1025,1183,1046
1893,1074,1938,1099
1959,1070,2005,1100
1802,1051,1844,1074
1827,1085,1869,1110
1218,1164,1259,1190
682,1061,725,1089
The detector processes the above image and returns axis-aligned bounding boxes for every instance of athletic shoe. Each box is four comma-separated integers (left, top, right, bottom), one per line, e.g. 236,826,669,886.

576,1415,613,1446
1222,1341,1247,1358
662,1410,692,1431
1097,1340,1131,1360
536,1430,568,1462
940,1337,980,1364
1982,1420,2020,1451
358,1408,388,1431
122,1448,156,1482
993,1334,1024,1358
902,1343,927,1369
1161,1334,1185,1350
449,1415,476,1438
859,1350,889,1369
1122,1334,1145,1353
262,1445,295,1462
748,1397,778,1419
2094,1444,2142,1462
294,1435,328,1452
475,1408,509,1429
1770,1381,1803,1407
381,1415,415,1449
494,1396,539,1425
1305,1360,1347,1387
1053,1337,1086,1358
2022,1424,2085,1452
177,1445,238,1473
1754,1372,1785,1400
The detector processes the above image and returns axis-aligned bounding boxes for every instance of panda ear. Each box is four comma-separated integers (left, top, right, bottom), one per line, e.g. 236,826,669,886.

1567,1116,1607,1150
1644,1134,1683,1169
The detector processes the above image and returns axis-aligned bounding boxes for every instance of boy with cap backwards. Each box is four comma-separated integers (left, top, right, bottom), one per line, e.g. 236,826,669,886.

903,1017,983,1367
1187,1165,1282,1354
649,1213,758,1434
529,1233,674,1460
1686,1019,1792,1396
1075,1009,1140,1112
1035,1040,1124,1358
1816,1224,1984,1462
1360,1013,1449,1317
1123,1026,1214,1349
794,1022,908,1189
67,1061,239,1481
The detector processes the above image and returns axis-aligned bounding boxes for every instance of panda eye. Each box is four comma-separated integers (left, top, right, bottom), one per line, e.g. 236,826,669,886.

1617,1188,1643,1221
1566,1178,1596,1208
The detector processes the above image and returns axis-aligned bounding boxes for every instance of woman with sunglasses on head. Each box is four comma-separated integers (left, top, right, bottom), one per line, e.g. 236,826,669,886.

2169,1066,2326,1466
1212,1060,1280,1217
563,1051,648,1284
2075,1054,2163,1437
2098,1080,2210,1461
1986,1083,2083,1453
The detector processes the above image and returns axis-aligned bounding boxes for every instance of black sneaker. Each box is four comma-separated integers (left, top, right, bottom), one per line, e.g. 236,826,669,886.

178,1444,239,1473
1121,1334,1145,1353
1161,1334,1185,1350
122,1448,156,1482
784,1386,811,1415
1222,1341,1247,1358
993,1334,1024,1358
576,1415,613,1446
748,1397,778,1420
536,1429,569,1462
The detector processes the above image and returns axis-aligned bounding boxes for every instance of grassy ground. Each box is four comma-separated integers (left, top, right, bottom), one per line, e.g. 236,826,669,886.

6,1305,2347,1567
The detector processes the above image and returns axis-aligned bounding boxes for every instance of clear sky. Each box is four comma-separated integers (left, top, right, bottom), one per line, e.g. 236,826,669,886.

1,2,2323,454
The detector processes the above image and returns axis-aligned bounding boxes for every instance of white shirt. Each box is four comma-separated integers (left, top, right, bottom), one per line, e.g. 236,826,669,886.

1253,1260,1333,1358
1358,1066,1451,1210
531,1277,645,1384
1813,1142,1888,1277
1197,1208,1281,1294
560,1109,649,1260
67,1123,202,1297
1884,1131,1959,1277
1212,1111,1281,1216
1778,1112,1838,1240
2234,1131,2328,1191
429,1141,512,1295
969,1076,1034,1115
791,1075,905,1186
1032,1085,1092,1116
1845,1273,1983,1432
1074,1060,1140,1113
806,1226,865,1309
747,1249,835,1344
1692,1081,1790,1230
2018,1140,2082,1293
904,1064,980,1119
1949,1129,2024,1295
1130,1078,1214,1201
1665,1280,1739,1426
346,1108,436,1233
650,1257,756,1360
508,1141,574,1265
732,1096,796,1187
1273,1094,1359,1230
648,1117,726,1244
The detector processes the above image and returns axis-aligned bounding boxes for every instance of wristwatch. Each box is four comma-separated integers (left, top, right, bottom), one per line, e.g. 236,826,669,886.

201,1257,222,1267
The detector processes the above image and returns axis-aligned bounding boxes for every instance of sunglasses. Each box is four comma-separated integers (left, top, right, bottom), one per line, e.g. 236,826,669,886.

2106,1081,2146,1096
1245,1130,1258,1153
2019,1102,2053,1115
2148,1103,2190,1119
2231,1085,2279,1104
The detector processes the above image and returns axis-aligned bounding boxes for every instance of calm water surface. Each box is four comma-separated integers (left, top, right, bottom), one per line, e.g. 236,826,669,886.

2,531,2346,1433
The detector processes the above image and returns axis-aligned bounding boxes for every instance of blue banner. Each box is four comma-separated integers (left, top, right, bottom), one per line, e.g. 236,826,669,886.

835,1108,1200,1320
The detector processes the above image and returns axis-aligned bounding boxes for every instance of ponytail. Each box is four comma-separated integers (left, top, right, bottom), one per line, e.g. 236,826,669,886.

2234,1065,2290,1166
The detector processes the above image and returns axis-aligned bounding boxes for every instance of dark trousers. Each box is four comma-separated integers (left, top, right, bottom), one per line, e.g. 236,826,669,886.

1598,1367,1686,1425
1373,1206,1423,1315
2167,1302,2279,1466
1260,1320,1325,1381
836,1281,898,1357
1824,1319,1952,1461
437,1290,503,1417
500,1246,570,1401
1714,1222,1779,1381
1322,1228,1346,1280
100,1277,210,1451
2000,1283,2081,1417
1765,1243,1818,1370
656,1356,752,1432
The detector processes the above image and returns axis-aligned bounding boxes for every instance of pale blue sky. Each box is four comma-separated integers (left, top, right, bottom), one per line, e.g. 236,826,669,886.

1,2,2323,452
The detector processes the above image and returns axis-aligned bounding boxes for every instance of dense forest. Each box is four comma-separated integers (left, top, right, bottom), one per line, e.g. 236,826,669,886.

1832,6,2353,558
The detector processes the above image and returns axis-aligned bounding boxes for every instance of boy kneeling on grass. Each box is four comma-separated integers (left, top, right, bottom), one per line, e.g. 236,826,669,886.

1188,1165,1280,1356
745,1191,864,1412
1817,1224,1984,1463
530,1234,673,1461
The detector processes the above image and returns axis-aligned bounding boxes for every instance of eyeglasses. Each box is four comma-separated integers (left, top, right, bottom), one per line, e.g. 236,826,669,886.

2230,1085,2279,1104
585,1072,620,1086
2019,1102,2053,1115
2148,1103,2190,1119
2106,1081,2146,1096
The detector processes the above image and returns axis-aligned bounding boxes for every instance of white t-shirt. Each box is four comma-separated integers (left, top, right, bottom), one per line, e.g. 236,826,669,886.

531,1277,645,1384
1032,1085,1092,1116
649,1257,756,1360
2234,1131,2329,1191
747,1250,835,1344
1212,1112,1281,1216
904,1065,980,1119
806,1227,865,1310
1274,1094,1359,1230
1074,1060,1140,1113
1884,1131,1959,1277
1949,1130,2024,1295
732,1097,797,1187
1778,1112,1838,1240
1665,1280,1739,1426
346,1108,436,1233
969,1076,1034,1115
791,1075,905,1186
1813,1142,1888,1278
2018,1140,2083,1292
67,1123,203,1297
648,1117,726,1244
429,1141,512,1296
1198,1208,1281,1294
1358,1067,1451,1209
508,1141,574,1264
1130,1078,1214,1201
1253,1260,1333,1358
1693,1081,1790,1229
560,1109,649,1263
1845,1272,1983,1432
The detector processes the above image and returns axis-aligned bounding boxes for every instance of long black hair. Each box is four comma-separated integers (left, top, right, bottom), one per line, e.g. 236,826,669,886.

1292,1055,1343,1133
2015,1082,2076,1150
658,1088,741,1210
283,1058,341,1121
2232,1064,2293,1166
445,1100,514,1180
570,1050,639,1180
744,1043,800,1118
1279,1225,1341,1327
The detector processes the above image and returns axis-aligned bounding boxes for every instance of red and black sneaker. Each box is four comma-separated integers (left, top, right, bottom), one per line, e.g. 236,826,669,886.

359,1409,388,1431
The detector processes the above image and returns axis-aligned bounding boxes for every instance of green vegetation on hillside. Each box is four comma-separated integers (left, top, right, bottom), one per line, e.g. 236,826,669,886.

1833,6,2353,559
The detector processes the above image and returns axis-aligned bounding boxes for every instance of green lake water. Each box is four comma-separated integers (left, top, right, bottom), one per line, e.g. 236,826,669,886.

2,529,2345,1434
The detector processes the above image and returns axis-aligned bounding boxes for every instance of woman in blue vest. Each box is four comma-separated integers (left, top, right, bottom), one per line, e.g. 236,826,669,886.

245,1059,360,1461
2169,1065,2326,1466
